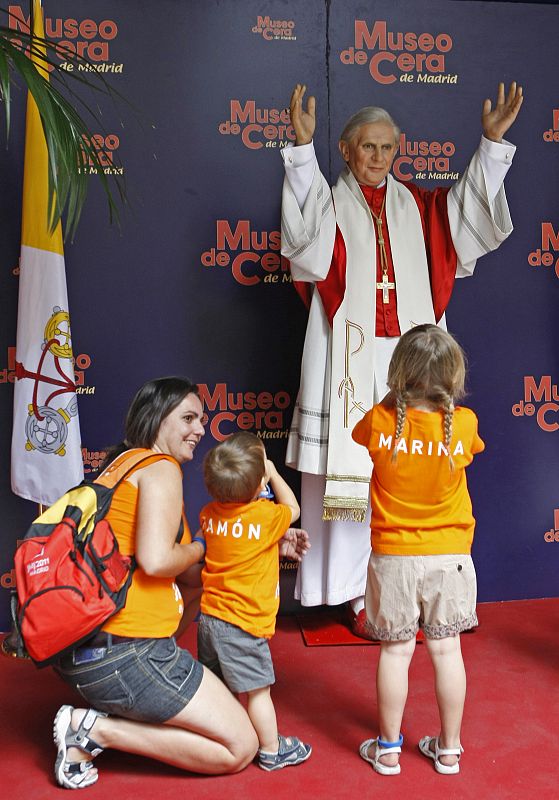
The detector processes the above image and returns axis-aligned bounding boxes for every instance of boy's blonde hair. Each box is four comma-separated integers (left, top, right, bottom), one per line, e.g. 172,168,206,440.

387,324,466,468
203,431,266,503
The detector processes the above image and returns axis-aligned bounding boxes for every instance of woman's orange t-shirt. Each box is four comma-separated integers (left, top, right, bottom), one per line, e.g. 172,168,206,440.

100,450,190,638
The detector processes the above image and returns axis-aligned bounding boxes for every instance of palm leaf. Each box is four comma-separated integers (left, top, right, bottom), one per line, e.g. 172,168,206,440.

0,9,131,239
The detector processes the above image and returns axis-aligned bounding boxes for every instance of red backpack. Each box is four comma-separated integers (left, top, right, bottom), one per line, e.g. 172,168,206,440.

13,450,166,667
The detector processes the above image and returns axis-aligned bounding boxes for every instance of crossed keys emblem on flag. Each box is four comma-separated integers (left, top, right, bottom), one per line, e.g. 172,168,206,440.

15,306,79,456
338,319,368,428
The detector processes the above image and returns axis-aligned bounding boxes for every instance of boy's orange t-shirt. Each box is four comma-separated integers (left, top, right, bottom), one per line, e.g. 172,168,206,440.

352,404,485,555
199,499,292,638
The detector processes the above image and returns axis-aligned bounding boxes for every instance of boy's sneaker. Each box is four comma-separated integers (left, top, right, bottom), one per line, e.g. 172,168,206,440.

258,734,312,771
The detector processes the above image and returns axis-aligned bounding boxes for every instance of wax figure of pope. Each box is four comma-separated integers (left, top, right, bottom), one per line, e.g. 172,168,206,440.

280,82,523,638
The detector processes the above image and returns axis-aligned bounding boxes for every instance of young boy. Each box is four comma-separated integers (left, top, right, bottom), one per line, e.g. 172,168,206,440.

197,432,312,771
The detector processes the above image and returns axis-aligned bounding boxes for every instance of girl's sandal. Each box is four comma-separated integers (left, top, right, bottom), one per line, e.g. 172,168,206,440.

418,735,463,775
53,705,107,789
359,733,403,776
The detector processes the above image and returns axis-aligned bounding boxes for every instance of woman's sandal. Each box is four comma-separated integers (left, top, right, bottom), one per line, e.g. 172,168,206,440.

418,735,463,775
53,705,107,789
359,733,403,776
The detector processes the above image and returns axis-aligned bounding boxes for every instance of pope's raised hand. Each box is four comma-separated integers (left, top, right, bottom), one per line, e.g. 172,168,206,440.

289,83,316,146
482,81,523,143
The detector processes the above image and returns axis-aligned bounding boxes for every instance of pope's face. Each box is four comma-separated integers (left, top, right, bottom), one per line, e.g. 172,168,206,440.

339,121,398,187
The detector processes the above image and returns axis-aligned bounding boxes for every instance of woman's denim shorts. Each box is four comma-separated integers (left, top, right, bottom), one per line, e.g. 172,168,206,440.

55,636,204,724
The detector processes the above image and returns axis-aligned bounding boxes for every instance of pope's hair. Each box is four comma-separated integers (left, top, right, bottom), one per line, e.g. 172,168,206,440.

340,106,400,145
203,431,266,503
387,324,467,469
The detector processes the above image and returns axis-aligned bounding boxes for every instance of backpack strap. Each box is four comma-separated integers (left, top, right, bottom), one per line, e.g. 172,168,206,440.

95,449,181,491
96,449,186,544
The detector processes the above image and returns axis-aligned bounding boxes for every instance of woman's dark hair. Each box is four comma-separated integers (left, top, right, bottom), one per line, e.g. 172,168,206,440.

101,376,199,468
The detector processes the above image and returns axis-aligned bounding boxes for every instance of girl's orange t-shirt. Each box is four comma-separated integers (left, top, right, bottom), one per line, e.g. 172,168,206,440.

352,404,485,555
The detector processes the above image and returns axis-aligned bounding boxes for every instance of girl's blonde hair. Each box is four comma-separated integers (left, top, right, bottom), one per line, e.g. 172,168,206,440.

203,432,266,503
387,324,466,469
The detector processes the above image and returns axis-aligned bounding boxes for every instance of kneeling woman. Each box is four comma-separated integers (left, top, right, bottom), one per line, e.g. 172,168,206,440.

53,377,258,788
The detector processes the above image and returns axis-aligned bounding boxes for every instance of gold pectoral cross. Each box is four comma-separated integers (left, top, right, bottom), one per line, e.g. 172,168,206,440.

371,193,395,305
376,272,396,304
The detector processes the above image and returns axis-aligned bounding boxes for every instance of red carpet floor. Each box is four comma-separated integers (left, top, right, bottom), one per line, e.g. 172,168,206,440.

1,598,558,800
297,604,381,645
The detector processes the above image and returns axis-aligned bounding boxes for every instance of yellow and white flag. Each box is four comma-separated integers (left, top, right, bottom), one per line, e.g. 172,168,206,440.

11,0,83,504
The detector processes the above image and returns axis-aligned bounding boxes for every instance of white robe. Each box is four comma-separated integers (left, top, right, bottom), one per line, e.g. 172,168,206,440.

281,137,515,606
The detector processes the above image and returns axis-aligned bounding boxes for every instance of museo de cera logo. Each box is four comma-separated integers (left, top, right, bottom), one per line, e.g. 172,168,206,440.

8,4,122,72
252,15,296,40
512,376,559,432
393,133,458,181
543,109,559,142
218,100,295,150
2,346,94,391
82,447,108,475
78,132,124,176
544,509,559,542
340,19,456,85
528,223,559,279
201,220,291,286
198,383,291,442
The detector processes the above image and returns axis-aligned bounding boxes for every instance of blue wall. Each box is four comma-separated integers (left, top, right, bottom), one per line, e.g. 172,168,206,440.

1,0,558,627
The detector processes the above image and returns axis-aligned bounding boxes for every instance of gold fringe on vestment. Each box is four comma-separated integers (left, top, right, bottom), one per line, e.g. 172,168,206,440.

322,496,367,523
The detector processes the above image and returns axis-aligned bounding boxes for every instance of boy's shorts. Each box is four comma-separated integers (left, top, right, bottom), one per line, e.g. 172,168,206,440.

197,613,275,693
365,553,478,641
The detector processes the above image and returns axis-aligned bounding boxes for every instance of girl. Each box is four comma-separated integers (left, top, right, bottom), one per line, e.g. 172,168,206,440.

352,324,484,776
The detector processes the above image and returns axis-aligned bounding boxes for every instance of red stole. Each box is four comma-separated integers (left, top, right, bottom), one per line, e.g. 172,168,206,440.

292,180,458,334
